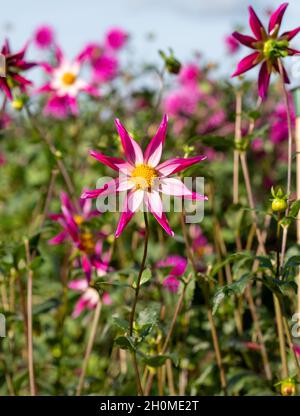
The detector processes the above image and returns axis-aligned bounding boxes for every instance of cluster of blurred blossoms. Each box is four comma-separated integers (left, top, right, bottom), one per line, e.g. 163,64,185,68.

0,25,128,117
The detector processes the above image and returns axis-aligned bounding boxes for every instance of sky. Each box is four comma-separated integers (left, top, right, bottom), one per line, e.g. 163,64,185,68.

1,0,300,77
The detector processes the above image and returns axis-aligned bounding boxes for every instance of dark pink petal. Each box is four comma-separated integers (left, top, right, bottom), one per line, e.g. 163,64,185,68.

89,150,131,173
157,155,206,176
1,39,10,55
0,78,12,100
61,205,79,242
287,48,300,56
115,190,136,237
281,27,300,41
72,296,88,318
114,119,143,165
81,254,92,282
248,6,265,39
81,178,131,200
60,192,75,214
144,114,168,167
68,96,79,115
232,31,257,48
274,60,290,83
268,2,288,34
48,213,64,221
231,52,260,77
54,44,64,64
39,62,54,73
82,84,99,97
48,230,68,245
258,62,271,99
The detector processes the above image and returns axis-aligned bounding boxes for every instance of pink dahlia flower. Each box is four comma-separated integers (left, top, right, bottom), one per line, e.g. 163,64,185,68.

49,192,109,281
37,45,99,117
68,279,112,318
232,3,300,98
81,115,207,237
157,255,188,293
34,25,54,49
105,28,128,50
270,101,295,144
0,39,36,100
178,63,200,87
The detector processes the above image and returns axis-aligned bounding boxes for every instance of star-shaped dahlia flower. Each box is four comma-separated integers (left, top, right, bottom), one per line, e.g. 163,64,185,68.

81,115,207,238
49,192,110,281
0,40,36,100
231,3,300,98
38,45,99,117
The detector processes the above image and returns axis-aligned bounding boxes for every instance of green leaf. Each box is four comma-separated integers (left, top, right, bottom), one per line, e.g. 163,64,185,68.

132,268,152,289
255,256,273,270
289,200,300,218
143,355,169,368
32,298,61,315
112,316,129,331
115,336,135,351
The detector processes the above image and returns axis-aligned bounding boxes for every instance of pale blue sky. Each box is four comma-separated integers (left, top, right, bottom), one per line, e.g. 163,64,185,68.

1,0,300,76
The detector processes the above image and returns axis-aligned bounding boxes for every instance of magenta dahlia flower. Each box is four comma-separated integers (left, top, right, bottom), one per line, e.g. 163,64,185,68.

68,279,111,318
157,255,188,293
49,192,109,281
105,28,128,50
34,25,54,49
232,3,300,98
81,115,207,237
0,40,36,100
37,45,99,117
224,35,240,54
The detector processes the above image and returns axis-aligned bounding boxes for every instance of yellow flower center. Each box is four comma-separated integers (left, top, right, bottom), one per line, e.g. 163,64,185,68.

74,215,84,226
80,231,95,254
61,72,76,86
131,164,158,190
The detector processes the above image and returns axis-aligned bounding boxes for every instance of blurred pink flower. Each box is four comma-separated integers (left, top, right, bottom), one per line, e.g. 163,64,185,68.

0,112,11,130
190,225,213,257
157,255,188,293
37,45,99,118
0,153,6,166
68,279,111,318
92,54,119,83
105,28,128,50
224,35,240,54
178,63,200,87
81,115,207,237
49,192,109,281
34,25,54,49
164,88,199,118
270,102,295,144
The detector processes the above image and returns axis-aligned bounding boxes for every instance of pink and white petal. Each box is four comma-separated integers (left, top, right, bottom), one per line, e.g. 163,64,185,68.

147,190,163,218
48,230,68,245
159,178,206,200
157,155,206,177
268,2,288,34
81,254,92,282
232,31,256,49
54,44,64,64
60,192,75,214
248,6,265,39
61,205,79,241
48,213,64,221
82,84,100,97
258,62,271,99
114,119,144,165
231,52,260,77
102,292,112,305
89,150,131,174
128,189,144,212
82,198,92,216
36,83,53,94
281,27,300,41
68,96,79,115
68,279,88,292
144,114,168,167
115,191,136,238
81,178,132,200
145,194,174,236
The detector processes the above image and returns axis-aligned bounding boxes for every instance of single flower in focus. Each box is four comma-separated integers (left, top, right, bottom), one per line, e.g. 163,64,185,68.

157,255,188,293
81,115,207,237
232,3,300,98
224,34,240,54
105,28,128,50
37,45,99,117
0,40,36,100
49,192,109,281
34,25,54,49
68,279,112,318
